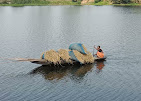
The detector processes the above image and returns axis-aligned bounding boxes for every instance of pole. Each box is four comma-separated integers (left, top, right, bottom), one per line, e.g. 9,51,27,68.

93,46,94,56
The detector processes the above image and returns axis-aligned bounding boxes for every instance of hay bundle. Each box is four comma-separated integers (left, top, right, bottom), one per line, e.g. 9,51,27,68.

44,50,61,64
58,49,72,64
82,51,94,63
72,50,85,63
82,44,88,54
72,50,94,64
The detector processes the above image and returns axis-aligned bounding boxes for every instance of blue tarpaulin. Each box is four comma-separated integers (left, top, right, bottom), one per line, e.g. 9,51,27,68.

42,53,45,59
69,43,87,54
69,50,83,64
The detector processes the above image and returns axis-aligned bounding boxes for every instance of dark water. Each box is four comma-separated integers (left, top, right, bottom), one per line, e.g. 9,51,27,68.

0,6,141,101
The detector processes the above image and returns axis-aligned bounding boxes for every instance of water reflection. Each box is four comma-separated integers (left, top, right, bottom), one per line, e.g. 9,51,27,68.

95,61,105,73
30,64,94,81
69,64,94,82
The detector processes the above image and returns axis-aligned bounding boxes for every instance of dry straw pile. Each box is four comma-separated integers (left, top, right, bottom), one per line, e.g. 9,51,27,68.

82,44,87,54
40,44,94,65
58,49,72,64
72,50,94,64
41,50,61,64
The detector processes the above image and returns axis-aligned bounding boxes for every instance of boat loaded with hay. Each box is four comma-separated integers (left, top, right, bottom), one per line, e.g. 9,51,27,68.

15,43,106,66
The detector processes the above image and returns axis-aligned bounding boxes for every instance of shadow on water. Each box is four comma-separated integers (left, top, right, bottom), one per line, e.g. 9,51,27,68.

30,63,95,81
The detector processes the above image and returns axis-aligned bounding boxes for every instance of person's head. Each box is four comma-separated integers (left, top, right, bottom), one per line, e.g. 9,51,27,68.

97,46,100,49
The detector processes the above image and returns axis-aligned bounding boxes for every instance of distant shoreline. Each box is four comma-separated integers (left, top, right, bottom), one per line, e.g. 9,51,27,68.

0,1,141,7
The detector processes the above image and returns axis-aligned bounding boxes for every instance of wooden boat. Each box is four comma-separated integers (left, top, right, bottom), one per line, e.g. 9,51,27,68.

14,58,77,66
14,58,56,65
14,55,106,66
94,56,107,61
12,52,106,65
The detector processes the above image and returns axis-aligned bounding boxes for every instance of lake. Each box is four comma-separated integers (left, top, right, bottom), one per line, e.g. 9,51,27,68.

0,5,141,101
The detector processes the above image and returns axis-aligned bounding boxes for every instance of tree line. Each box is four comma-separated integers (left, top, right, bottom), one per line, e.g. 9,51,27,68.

0,0,141,5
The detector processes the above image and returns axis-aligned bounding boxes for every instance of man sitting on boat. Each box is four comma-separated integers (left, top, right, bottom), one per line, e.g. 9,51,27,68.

94,45,105,58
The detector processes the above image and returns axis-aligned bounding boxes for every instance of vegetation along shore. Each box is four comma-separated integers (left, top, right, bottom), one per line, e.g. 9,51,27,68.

0,0,141,6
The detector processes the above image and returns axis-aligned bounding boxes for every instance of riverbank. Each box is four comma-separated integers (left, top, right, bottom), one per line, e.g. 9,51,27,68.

0,1,81,6
0,1,141,6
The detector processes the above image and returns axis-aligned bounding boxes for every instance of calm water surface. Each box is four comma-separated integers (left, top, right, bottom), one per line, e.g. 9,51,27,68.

0,6,141,101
